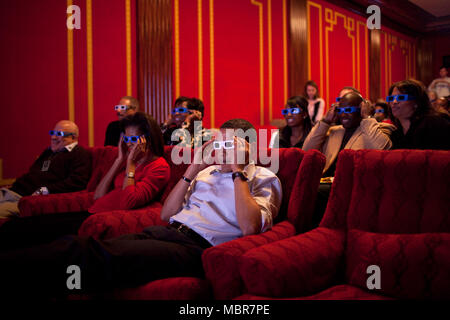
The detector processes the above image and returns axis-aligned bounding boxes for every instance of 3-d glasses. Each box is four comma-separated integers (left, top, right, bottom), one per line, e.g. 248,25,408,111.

115,105,130,111
49,130,75,137
335,97,341,102
171,107,190,114
281,107,302,115
374,109,385,114
335,106,361,114
385,94,415,102
123,135,146,143
213,140,234,150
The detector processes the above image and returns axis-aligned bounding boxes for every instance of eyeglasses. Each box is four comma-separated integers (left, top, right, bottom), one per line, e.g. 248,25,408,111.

374,109,385,114
171,107,190,114
386,94,415,102
115,105,131,111
213,140,234,150
335,97,341,102
49,130,75,137
123,135,145,143
281,107,302,115
335,106,361,114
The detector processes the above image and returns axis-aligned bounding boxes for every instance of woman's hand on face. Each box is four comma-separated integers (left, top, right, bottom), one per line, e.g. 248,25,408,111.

117,133,127,162
127,136,147,164
323,104,338,124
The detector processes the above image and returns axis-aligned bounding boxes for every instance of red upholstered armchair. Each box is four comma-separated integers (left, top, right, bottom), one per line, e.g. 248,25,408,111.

18,146,118,217
112,148,326,300
237,149,450,300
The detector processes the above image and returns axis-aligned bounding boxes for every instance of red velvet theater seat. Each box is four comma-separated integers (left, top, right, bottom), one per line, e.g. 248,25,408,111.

237,149,450,300
18,146,118,217
112,148,325,300
78,146,190,238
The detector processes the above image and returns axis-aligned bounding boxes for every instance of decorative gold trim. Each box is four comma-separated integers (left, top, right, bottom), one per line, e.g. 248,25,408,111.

307,1,323,100
198,0,204,100
282,0,288,102
126,0,132,95
86,0,94,147
251,0,265,126
174,0,180,98
67,0,75,122
268,0,273,122
209,0,215,128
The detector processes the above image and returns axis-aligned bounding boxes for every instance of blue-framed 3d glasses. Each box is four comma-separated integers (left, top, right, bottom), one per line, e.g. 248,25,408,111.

335,97,341,102
123,135,146,143
386,94,415,102
281,107,302,115
49,130,75,137
374,109,385,114
336,106,361,114
171,107,190,114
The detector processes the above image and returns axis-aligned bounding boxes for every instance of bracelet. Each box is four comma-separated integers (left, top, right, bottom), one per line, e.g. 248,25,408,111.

181,176,192,183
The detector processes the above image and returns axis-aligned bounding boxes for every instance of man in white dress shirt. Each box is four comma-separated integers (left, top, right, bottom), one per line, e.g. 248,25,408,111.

0,119,282,298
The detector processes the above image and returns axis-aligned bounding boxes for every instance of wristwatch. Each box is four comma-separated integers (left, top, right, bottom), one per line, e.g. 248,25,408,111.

127,171,135,179
232,171,248,182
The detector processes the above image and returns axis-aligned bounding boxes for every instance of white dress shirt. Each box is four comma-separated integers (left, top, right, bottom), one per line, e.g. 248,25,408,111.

170,162,282,246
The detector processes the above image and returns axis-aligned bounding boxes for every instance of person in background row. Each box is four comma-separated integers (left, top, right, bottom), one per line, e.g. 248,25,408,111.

269,96,312,148
428,66,450,98
388,79,450,150
161,97,211,147
303,92,395,227
433,97,450,117
0,120,91,219
428,90,438,108
373,100,393,124
104,96,140,146
304,80,325,125
0,112,170,250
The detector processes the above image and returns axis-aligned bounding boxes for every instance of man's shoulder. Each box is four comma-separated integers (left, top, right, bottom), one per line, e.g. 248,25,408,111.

251,165,280,184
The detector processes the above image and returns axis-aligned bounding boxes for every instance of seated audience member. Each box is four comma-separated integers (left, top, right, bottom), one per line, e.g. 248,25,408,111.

0,112,170,249
428,66,450,98
161,97,211,147
0,120,91,219
0,119,282,299
269,96,312,148
303,92,395,226
104,96,139,146
303,92,395,177
388,79,450,150
373,100,393,124
304,80,325,124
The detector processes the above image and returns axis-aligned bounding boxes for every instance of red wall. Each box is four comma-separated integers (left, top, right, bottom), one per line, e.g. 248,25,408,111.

431,33,450,85
0,0,137,181
173,0,289,129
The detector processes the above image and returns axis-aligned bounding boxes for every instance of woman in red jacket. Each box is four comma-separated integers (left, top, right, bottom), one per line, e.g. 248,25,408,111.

0,112,170,249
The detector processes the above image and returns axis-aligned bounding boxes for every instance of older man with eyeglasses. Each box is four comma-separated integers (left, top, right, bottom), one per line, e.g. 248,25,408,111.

0,120,91,219
104,96,140,146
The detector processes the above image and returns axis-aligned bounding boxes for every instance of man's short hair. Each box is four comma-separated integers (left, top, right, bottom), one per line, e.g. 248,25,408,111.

220,119,256,143
121,96,140,111
439,65,447,71
340,86,361,95
174,96,190,107
187,97,205,117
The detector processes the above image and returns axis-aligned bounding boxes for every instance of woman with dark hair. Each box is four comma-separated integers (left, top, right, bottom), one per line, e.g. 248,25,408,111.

304,80,325,125
270,96,312,148
0,112,171,249
89,112,169,212
387,79,450,150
